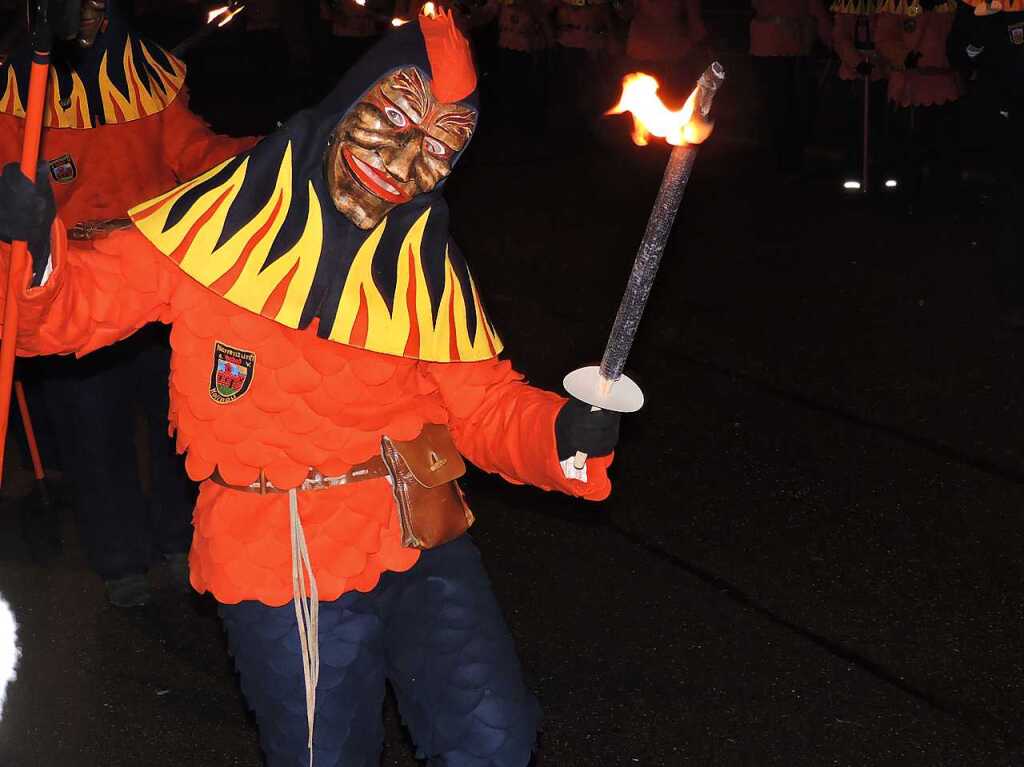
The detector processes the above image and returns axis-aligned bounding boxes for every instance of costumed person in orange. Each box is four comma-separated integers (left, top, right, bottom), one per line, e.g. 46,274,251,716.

750,0,832,175
622,0,706,105
0,10,619,765
876,0,962,205
0,0,258,607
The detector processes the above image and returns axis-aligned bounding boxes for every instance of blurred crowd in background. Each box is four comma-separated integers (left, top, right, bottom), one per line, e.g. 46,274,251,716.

0,0,1017,198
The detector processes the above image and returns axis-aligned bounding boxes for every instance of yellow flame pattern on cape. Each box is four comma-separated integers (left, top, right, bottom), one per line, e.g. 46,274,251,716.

0,35,185,128
128,143,503,363
875,0,956,12
830,0,881,13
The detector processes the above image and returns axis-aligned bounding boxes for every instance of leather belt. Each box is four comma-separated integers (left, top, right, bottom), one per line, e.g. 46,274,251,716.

210,456,389,495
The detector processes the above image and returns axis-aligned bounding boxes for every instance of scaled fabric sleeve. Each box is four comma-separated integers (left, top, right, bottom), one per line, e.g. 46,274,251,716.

160,92,261,183
425,357,613,501
0,221,177,357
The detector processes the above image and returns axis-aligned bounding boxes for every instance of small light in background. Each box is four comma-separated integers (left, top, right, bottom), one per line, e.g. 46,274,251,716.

842,180,861,190
884,179,898,189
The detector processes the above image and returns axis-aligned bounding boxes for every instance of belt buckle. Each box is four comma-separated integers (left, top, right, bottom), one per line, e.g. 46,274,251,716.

304,470,328,492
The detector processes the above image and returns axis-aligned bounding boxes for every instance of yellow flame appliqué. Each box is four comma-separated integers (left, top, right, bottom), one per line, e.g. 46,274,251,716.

0,66,24,118
129,143,501,362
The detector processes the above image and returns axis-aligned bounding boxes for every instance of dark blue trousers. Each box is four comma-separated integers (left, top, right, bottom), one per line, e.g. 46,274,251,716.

31,324,194,578
219,535,541,767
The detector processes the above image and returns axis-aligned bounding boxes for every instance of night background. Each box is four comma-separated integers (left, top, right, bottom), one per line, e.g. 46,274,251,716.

0,0,1021,764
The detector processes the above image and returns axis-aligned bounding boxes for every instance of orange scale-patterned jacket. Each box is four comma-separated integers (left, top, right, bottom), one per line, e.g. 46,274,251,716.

5,221,614,607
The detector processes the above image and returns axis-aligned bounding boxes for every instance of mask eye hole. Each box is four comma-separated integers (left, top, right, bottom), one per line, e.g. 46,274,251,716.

423,137,450,159
384,106,408,128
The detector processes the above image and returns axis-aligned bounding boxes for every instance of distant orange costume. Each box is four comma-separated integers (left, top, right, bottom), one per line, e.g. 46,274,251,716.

876,0,961,107
750,0,832,57
626,0,705,63
832,0,889,80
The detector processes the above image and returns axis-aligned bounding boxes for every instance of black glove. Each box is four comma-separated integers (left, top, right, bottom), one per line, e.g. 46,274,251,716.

0,162,56,284
904,50,922,70
855,60,873,78
555,398,620,461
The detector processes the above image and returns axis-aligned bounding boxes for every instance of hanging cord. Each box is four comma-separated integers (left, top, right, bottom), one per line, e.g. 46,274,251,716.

289,488,320,766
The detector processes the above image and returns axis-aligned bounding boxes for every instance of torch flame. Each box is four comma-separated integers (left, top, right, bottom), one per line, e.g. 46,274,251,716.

208,3,245,26
392,16,409,25
422,1,438,18
607,73,713,147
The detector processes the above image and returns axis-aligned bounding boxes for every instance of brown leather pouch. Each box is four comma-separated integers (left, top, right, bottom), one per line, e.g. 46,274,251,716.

380,424,475,549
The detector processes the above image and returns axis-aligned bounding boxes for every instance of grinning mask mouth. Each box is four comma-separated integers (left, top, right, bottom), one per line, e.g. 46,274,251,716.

324,66,477,230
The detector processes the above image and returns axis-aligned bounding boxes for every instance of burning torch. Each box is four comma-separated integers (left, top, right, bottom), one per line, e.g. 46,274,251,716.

564,63,725,469
171,2,246,58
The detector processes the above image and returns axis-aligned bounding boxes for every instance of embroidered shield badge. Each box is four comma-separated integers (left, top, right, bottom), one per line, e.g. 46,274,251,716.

47,154,77,184
210,341,255,403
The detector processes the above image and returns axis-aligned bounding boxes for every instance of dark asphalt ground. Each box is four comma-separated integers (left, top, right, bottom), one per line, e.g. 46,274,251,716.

1,12,1023,767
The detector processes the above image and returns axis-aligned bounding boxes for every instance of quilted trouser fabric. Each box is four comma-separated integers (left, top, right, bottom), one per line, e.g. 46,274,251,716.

218,535,541,767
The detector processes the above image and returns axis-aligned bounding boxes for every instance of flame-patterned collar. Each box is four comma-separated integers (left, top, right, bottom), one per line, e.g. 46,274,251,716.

830,0,881,13
0,24,184,129
875,0,956,12
128,23,500,364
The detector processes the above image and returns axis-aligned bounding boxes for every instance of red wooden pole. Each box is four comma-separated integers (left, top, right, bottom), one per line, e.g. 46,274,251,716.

14,381,44,481
0,54,51,486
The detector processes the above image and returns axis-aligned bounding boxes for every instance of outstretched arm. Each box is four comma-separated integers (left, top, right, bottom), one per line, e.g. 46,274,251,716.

425,357,616,501
0,161,178,357
1,223,177,357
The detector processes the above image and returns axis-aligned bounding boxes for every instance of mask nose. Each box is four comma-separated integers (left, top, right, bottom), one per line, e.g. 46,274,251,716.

383,138,421,182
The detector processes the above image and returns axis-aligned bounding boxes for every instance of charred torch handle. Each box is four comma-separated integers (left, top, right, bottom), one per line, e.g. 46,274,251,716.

597,62,725,385
694,61,726,121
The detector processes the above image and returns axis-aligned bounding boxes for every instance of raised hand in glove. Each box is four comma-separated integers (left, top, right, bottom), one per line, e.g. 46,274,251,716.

0,163,55,285
855,60,873,78
904,50,922,70
555,398,620,461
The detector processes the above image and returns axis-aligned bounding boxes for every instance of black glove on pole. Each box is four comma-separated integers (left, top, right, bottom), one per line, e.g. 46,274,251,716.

0,162,56,281
555,398,621,462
